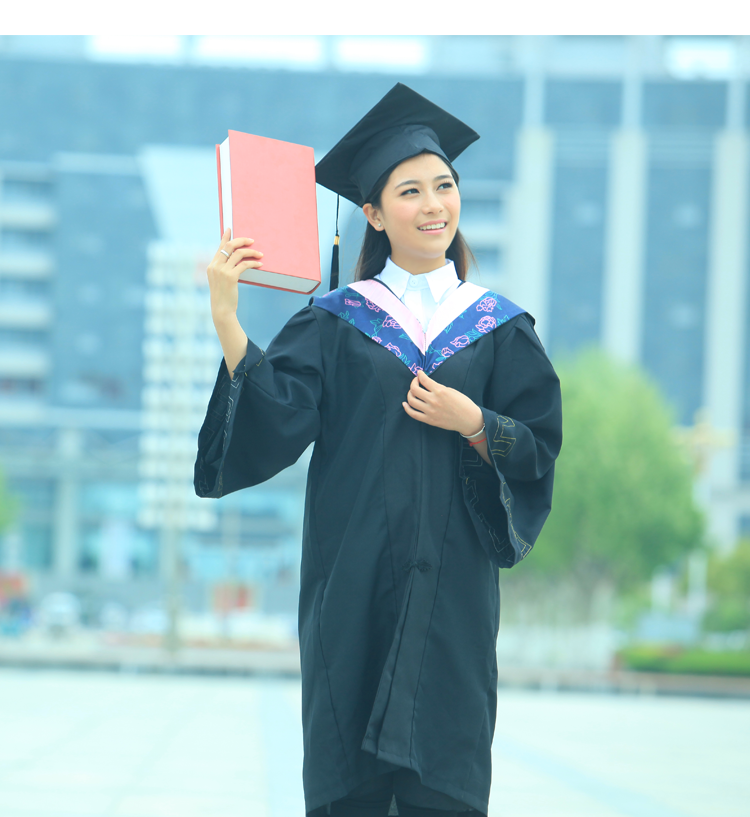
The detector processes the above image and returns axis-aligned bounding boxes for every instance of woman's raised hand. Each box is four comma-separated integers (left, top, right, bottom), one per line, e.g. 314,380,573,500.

206,229,264,323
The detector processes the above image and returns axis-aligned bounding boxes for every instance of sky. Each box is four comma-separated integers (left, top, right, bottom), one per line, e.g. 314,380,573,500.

4,2,744,39
1,33,744,82
84,35,433,73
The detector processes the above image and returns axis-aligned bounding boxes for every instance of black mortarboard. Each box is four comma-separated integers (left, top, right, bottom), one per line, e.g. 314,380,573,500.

314,83,480,292
316,83,480,208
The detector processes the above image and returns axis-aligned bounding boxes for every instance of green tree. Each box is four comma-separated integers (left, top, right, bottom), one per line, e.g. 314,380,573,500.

704,539,750,633
519,349,704,594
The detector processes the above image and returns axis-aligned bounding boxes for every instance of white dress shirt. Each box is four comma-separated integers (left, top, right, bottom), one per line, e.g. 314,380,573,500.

375,257,461,331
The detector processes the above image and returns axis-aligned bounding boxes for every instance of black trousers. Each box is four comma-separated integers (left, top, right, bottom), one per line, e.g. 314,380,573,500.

307,770,482,817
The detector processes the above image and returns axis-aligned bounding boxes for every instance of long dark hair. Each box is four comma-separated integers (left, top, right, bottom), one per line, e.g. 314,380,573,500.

353,157,475,282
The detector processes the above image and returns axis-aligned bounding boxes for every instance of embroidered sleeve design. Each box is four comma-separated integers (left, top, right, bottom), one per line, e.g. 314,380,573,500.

490,415,517,458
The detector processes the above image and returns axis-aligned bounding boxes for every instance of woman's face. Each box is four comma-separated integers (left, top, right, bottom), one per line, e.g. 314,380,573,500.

363,152,461,274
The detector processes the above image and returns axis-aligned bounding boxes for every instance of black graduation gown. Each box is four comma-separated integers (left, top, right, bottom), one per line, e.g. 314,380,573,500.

194,279,562,815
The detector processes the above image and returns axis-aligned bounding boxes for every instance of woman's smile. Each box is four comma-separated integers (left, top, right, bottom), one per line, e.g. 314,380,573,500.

418,220,447,232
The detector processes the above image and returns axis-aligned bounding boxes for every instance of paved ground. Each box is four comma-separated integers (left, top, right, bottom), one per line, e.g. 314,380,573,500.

0,668,747,817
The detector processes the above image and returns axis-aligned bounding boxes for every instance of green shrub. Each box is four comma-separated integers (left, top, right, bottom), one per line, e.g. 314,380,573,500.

618,645,750,676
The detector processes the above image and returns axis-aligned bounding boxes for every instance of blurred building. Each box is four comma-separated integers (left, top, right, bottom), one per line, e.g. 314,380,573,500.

0,36,748,605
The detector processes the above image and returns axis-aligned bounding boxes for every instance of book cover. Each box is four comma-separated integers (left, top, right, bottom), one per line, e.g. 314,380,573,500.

217,130,321,294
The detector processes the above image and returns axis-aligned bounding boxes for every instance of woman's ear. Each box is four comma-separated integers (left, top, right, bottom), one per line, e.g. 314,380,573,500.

362,203,384,231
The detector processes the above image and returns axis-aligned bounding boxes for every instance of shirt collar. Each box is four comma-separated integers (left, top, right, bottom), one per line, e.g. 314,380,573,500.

378,257,459,302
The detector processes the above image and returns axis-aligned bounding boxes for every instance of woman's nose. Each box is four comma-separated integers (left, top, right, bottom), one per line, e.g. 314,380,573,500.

422,192,442,212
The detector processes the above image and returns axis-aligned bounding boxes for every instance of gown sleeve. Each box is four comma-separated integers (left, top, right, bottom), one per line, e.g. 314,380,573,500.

459,313,562,568
194,306,323,498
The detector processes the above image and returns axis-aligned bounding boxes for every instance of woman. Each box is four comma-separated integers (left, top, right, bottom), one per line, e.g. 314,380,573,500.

195,84,562,817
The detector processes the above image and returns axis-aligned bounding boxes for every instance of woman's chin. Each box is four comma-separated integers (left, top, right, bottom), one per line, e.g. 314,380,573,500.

413,237,454,257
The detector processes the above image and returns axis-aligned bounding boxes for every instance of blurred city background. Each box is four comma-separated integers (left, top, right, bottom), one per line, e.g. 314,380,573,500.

0,34,749,817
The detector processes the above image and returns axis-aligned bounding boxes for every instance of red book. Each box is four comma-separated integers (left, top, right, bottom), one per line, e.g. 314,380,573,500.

217,130,321,294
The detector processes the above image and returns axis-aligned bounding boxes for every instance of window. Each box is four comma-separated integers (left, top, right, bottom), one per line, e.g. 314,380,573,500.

1,228,52,253
2,179,53,204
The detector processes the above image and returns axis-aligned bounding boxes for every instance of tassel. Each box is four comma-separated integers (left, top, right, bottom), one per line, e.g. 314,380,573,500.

330,235,339,292
329,195,340,292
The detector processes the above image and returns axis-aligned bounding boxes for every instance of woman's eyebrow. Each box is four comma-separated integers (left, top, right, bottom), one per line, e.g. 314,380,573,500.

394,174,453,189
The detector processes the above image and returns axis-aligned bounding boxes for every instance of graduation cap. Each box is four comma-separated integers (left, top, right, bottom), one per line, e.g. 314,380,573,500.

315,83,480,290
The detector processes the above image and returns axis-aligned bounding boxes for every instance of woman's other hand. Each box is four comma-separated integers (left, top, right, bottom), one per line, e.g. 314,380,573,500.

402,370,483,436
207,229,264,324
403,370,490,463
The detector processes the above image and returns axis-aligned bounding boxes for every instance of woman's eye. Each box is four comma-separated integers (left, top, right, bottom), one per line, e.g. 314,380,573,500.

399,182,453,195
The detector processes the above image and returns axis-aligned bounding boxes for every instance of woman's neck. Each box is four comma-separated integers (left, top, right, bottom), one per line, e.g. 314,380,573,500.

389,252,447,276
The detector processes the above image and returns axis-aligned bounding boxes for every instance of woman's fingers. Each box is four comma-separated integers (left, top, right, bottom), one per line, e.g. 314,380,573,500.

207,234,263,307
226,246,264,265
417,369,442,392
216,229,233,258
409,377,430,402
211,245,263,273
403,399,423,416
236,259,264,275
216,232,256,258
403,370,483,434
402,398,434,425
406,388,429,413
224,237,255,253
